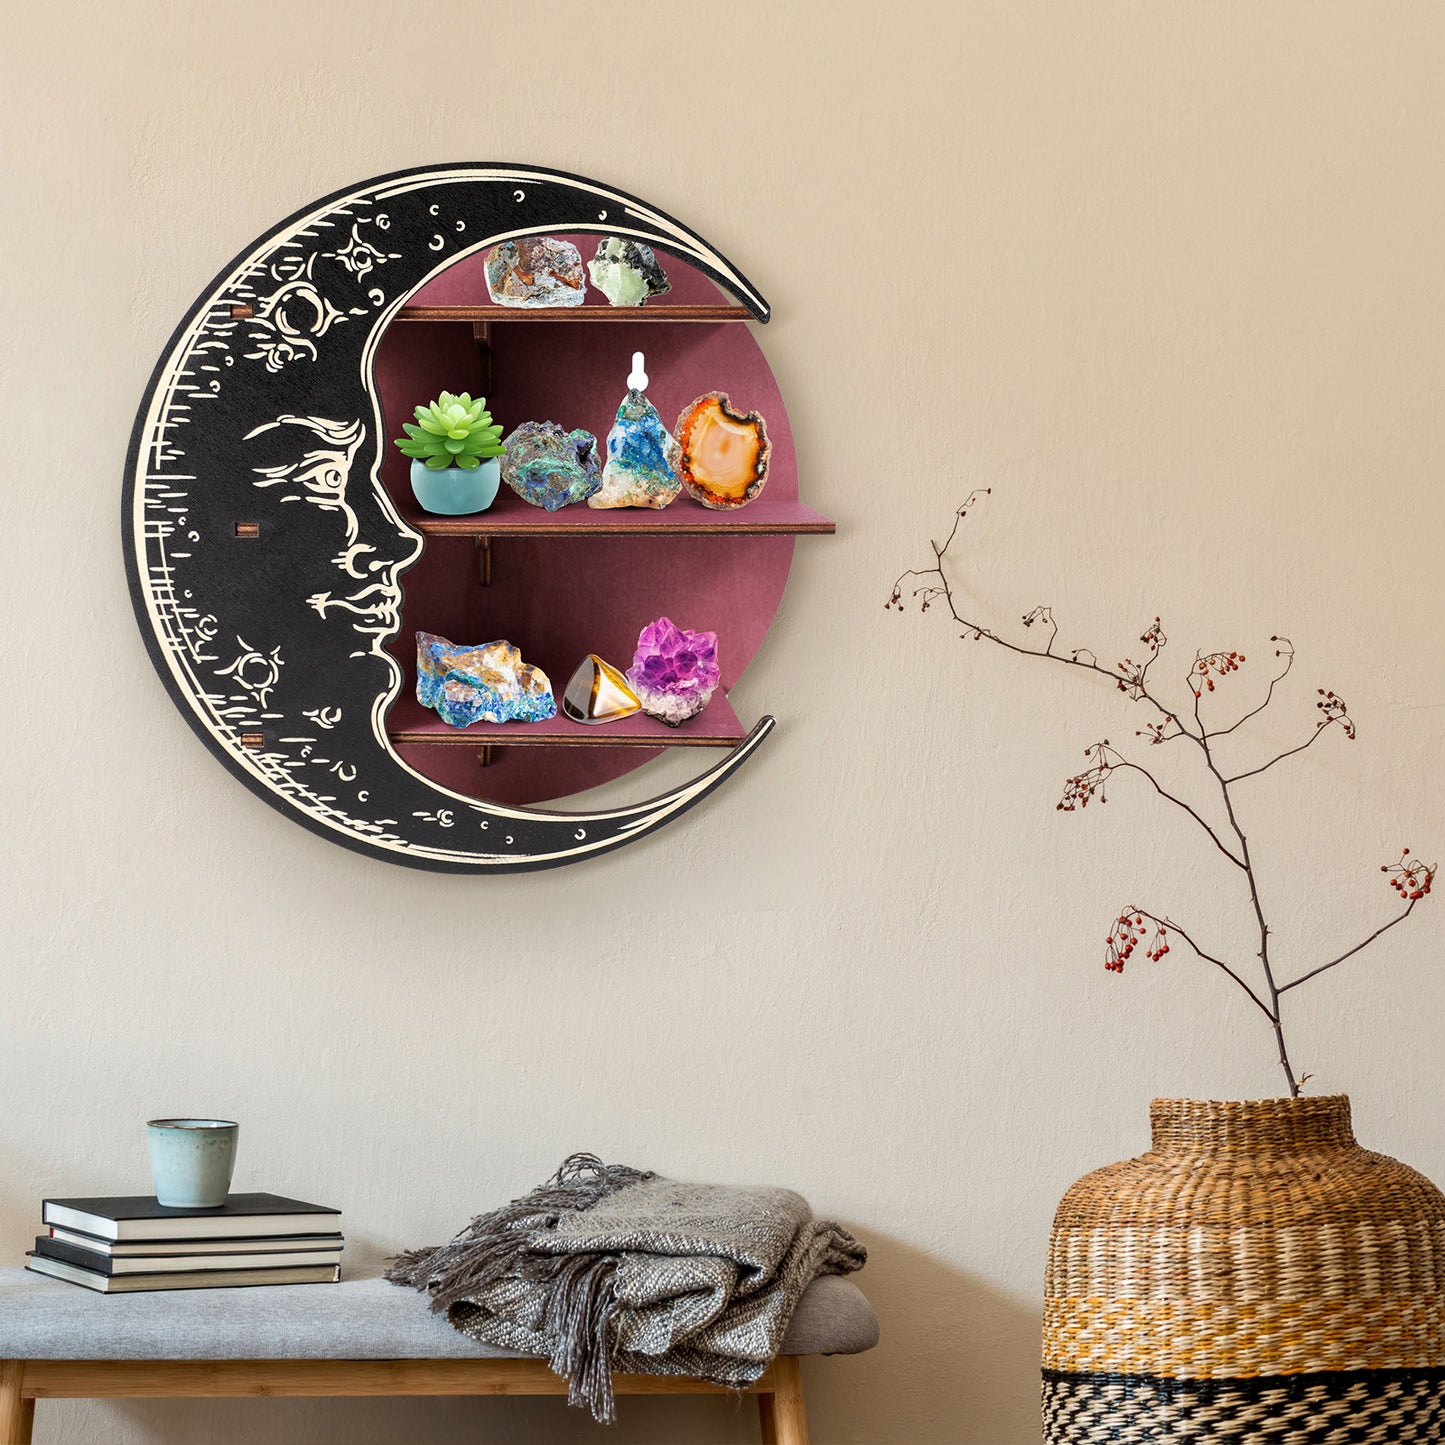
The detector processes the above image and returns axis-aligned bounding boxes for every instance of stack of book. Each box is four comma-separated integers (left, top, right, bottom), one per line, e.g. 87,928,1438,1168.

25,1193,343,1293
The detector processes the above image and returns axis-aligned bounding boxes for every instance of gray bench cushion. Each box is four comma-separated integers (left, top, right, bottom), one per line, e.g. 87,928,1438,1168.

0,1269,878,1362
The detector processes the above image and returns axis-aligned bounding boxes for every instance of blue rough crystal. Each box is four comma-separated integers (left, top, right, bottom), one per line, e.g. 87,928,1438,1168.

499,421,601,511
587,389,682,509
416,632,557,727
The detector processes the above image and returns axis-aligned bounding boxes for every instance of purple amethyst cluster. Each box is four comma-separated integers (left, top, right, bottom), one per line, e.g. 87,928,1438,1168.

625,616,721,727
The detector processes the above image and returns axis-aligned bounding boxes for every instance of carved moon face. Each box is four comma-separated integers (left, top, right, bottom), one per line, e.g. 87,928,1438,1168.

124,164,773,873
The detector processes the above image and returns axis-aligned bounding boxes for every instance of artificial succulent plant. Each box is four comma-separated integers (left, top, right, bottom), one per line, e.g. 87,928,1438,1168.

394,392,505,470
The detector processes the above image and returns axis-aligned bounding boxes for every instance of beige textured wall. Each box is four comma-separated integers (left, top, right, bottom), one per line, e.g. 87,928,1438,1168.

3,4,1444,1442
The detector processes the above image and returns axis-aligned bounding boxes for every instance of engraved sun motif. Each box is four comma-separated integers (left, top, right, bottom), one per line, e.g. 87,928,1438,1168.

218,637,283,708
243,255,346,372
324,222,401,280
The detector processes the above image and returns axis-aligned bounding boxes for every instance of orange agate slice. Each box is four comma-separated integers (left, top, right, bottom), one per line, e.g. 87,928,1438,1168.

674,392,771,510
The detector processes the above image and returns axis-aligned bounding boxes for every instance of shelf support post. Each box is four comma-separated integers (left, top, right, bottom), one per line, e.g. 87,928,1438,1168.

477,746,495,768
472,320,491,395
476,537,492,586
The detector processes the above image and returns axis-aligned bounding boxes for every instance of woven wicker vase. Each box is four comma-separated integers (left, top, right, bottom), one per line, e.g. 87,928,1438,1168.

1043,1095,1445,1441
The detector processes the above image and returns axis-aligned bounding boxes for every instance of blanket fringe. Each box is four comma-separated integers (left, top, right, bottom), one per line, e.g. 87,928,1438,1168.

543,1250,621,1420
385,1152,650,1421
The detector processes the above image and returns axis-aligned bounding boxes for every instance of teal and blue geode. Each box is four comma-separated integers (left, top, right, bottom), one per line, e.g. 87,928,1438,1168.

587,389,682,509
416,631,557,728
499,421,601,511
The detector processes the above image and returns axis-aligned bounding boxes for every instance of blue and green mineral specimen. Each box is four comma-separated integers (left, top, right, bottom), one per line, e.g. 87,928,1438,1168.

499,421,601,511
587,389,682,509
587,237,671,307
416,632,556,728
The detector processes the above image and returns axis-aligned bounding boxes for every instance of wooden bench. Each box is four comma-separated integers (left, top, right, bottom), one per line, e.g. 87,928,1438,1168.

0,1269,878,1444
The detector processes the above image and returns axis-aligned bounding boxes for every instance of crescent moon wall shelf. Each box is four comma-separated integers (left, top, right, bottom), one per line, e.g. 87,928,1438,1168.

123,165,832,873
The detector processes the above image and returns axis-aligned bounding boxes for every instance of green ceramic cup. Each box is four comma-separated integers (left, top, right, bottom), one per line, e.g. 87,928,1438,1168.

147,1119,238,1208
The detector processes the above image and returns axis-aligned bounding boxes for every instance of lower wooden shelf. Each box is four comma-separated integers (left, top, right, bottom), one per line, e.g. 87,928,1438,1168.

386,692,743,749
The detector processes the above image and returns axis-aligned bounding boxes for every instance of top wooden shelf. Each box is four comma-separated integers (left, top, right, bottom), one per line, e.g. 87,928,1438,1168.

395,304,755,324
229,302,752,324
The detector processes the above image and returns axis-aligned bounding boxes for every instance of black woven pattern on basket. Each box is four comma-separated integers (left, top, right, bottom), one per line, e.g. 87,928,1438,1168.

1042,1367,1445,1443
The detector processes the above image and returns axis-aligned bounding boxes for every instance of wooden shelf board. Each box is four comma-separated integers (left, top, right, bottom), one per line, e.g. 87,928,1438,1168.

387,691,743,749
397,304,754,324
397,493,834,538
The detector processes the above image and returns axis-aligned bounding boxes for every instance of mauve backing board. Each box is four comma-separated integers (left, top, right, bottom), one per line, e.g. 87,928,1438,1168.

374,241,799,807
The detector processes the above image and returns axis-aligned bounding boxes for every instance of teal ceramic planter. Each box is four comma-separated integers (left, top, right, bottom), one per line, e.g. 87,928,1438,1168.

147,1118,238,1207
410,457,501,515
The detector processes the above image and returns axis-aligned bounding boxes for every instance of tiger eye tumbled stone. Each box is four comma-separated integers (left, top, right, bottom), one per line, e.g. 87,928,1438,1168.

562,654,640,725
674,392,771,510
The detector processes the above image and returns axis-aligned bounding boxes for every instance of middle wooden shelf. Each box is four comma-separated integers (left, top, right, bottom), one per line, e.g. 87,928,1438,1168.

393,489,835,538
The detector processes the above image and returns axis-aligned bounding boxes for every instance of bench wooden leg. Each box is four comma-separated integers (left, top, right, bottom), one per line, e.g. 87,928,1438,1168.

759,1356,808,1445
758,1387,777,1444
0,1362,33,1445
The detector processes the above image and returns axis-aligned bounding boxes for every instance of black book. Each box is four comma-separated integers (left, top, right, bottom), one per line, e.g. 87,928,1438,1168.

25,1253,340,1293
42,1193,341,1242
32,1236,345,1276
45,1225,344,1258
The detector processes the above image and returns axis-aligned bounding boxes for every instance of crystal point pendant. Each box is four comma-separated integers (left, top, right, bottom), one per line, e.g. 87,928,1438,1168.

563,654,642,724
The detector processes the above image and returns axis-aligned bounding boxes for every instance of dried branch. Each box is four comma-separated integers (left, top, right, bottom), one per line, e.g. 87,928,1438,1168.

1279,853,1436,993
892,493,1434,1097
889,494,1200,744
1224,691,1356,784
1190,720,1301,1092
1021,606,1061,656
1206,638,1295,737
1057,743,1246,869
1135,718,1191,747
1110,907,1275,1020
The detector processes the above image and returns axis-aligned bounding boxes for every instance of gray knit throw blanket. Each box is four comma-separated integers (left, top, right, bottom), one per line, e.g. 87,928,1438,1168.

385,1154,866,1423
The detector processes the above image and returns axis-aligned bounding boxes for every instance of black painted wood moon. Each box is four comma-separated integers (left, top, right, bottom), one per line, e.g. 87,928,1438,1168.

123,164,776,873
